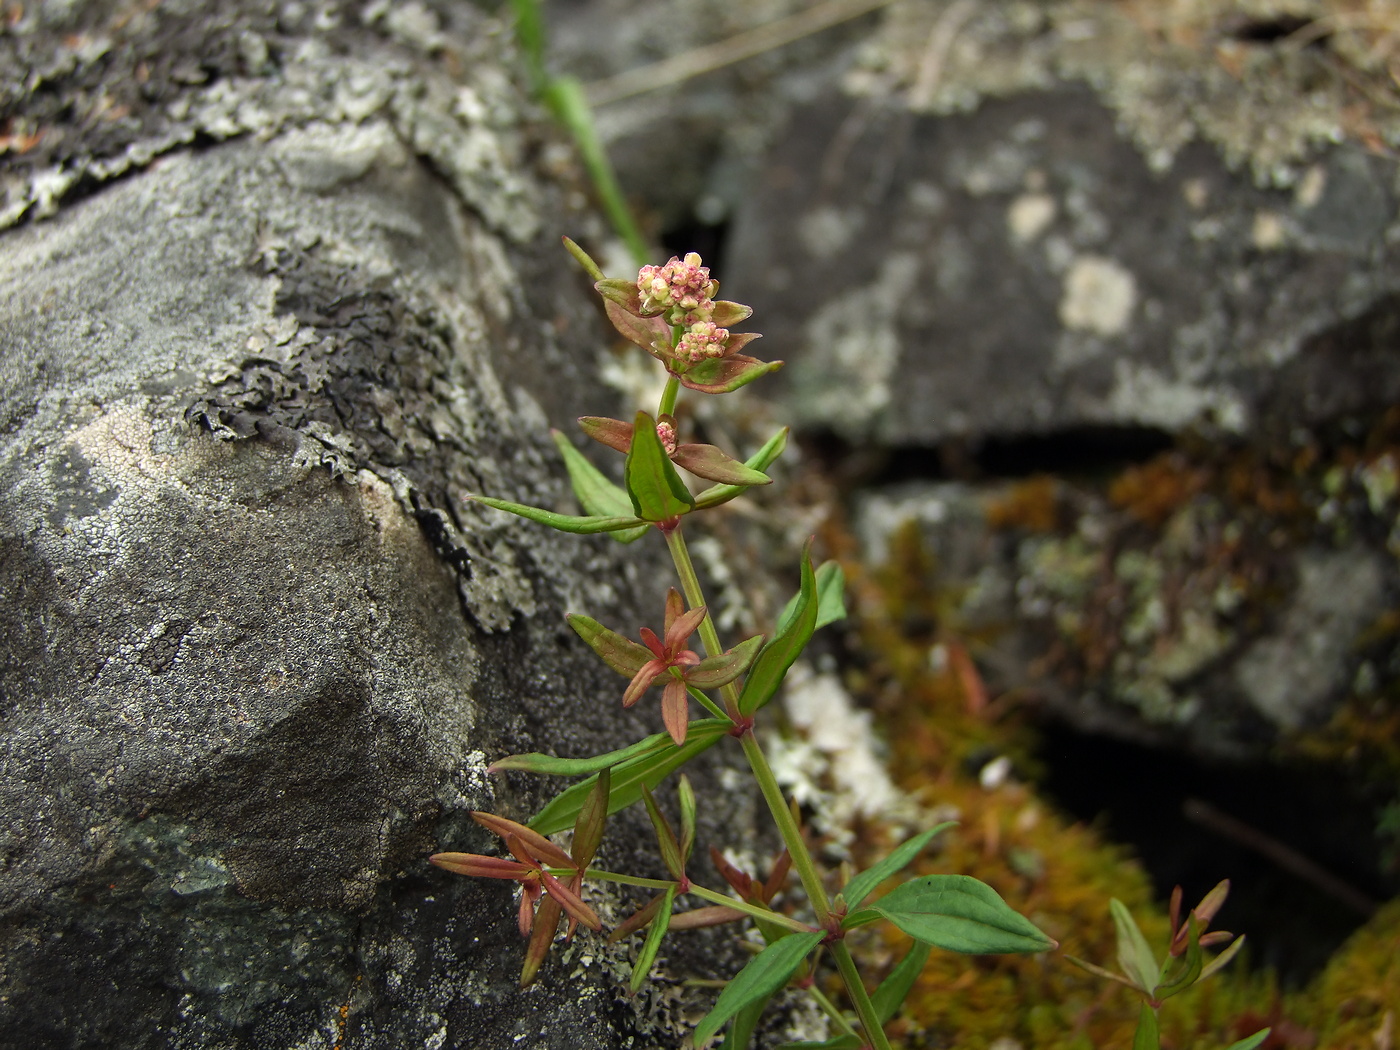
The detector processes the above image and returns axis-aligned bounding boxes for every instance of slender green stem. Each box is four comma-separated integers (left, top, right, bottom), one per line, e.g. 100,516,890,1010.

686,884,818,935
577,868,675,890
686,683,731,722
663,525,742,721
830,942,894,1050
662,522,892,1050
738,731,831,923
808,984,859,1039
658,375,680,418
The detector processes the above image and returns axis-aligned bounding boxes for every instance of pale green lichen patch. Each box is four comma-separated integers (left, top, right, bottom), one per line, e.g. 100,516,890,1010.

854,0,1400,184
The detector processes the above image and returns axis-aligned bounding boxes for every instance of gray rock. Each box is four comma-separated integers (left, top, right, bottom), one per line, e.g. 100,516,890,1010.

0,3,774,1046
543,0,1400,446
726,83,1400,444
852,468,1399,759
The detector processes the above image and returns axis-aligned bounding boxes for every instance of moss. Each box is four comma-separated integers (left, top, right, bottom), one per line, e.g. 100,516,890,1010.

843,517,1397,1048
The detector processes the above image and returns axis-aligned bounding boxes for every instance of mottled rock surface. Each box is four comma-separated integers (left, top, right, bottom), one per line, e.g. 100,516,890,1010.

0,2,776,1047
542,0,1400,757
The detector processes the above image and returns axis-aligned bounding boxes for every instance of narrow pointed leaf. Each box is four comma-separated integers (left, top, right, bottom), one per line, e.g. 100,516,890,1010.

739,545,818,716
777,561,847,634
605,299,673,357
1224,1029,1271,1050
668,905,746,930
671,443,772,486
1111,898,1162,993
578,415,635,454
719,999,770,1050
871,941,932,1024
625,410,694,521
551,431,647,543
562,236,605,281
680,353,782,395
841,822,957,913
1132,1003,1160,1050
1154,914,1203,1001
1197,934,1246,982
528,719,730,835
594,277,641,311
693,932,824,1047
694,428,789,510
572,768,611,871
661,678,689,744
642,783,687,882
708,300,753,326
1063,954,1144,990
490,729,675,776
609,893,666,943
678,775,697,864
865,874,1056,954
539,868,602,931
428,852,531,879
473,813,575,869
687,634,765,689
567,614,653,676
469,494,644,534
521,894,563,987
630,885,676,993
772,1039,861,1050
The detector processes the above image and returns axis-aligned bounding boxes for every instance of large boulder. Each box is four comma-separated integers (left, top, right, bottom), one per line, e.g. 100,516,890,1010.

0,2,775,1046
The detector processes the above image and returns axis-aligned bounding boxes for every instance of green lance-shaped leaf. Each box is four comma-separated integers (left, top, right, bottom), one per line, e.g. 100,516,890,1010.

1153,914,1203,1001
561,235,606,282
855,874,1056,955
871,940,933,1025
572,767,610,872
642,783,687,883
686,634,764,690
841,822,957,914
528,719,730,835
1197,934,1246,982
630,884,677,993
1223,1029,1272,1050
490,728,676,776
693,427,789,510
693,931,825,1048
625,410,695,521
677,774,697,866
1111,898,1162,992
1133,1003,1160,1050
566,613,652,676
776,561,847,634
468,494,644,535
739,544,818,716
551,430,647,543
680,352,782,395
671,443,772,487
720,999,773,1050
772,1038,862,1050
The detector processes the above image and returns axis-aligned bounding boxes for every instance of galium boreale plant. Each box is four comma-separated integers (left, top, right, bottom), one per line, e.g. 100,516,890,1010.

1066,881,1270,1050
430,241,1057,1049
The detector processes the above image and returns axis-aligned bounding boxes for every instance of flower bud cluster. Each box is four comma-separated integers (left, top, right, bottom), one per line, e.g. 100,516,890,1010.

655,419,679,455
676,320,731,363
637,252,720,323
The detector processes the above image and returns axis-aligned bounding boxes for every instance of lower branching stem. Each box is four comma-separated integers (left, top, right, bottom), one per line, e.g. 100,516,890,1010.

662,523,893,1050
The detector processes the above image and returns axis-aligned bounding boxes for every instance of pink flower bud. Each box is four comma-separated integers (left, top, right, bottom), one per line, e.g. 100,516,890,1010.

656,420,678,455
677,320,730,363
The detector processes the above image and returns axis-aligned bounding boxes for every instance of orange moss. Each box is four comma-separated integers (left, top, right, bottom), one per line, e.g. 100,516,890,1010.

987,476,1063,534
1109,454,1208,527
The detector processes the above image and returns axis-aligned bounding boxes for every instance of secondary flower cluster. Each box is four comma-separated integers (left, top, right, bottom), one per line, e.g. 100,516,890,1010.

583,245,781,395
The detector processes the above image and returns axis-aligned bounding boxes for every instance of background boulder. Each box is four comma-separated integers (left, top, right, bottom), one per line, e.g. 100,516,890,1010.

0,2,777,1046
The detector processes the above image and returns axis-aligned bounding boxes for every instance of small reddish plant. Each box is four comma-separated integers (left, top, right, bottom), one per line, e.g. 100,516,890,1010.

431,241,1058,1049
